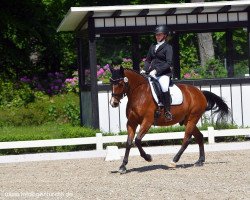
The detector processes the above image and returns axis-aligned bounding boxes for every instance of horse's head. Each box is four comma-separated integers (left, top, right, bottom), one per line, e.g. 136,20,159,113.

109,66,128,107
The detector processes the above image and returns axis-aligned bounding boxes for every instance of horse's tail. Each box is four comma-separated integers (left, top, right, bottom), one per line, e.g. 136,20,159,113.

202,90,230,122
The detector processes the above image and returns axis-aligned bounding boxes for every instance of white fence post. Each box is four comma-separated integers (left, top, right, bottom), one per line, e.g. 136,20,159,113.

96,133,103,150
208,127,215,144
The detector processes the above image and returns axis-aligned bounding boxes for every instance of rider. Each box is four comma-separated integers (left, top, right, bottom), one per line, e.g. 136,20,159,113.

141,25,173,120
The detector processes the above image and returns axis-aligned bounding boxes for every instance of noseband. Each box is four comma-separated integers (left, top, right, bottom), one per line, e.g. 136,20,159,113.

110,77,128,101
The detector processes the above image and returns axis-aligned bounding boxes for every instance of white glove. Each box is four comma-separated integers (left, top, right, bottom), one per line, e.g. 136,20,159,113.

149,69,157,77
140,69,146,74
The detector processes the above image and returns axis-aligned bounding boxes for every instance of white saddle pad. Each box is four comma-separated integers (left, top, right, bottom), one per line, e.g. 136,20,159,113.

149,79,183,106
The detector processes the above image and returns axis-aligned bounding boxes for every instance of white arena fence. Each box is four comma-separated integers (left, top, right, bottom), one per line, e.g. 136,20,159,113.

97,77,250,133
0,127,249,152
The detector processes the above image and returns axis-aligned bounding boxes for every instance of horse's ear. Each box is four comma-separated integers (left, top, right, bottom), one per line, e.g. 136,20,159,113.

120,66,124,77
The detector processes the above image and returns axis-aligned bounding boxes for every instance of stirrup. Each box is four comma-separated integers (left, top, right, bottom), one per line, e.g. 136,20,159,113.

165,111,173,120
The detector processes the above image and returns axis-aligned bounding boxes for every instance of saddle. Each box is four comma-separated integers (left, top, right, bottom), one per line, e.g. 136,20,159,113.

148,77,183,106
150,76,172,105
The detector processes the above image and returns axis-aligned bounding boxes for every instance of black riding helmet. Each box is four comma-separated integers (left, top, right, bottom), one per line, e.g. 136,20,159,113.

154,25,170,35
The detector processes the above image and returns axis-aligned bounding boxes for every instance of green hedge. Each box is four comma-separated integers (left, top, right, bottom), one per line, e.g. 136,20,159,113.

0,124,99,155
0,92,80,127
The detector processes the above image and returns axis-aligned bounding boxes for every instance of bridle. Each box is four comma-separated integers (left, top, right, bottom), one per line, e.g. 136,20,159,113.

110,77,129,102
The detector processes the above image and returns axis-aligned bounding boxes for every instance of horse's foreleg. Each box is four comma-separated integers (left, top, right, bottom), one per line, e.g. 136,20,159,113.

118,121,137,174
135,122,152,162
193,126,205,166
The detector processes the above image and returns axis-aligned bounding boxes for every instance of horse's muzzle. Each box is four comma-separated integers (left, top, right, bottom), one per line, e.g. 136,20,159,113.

110,97,119,107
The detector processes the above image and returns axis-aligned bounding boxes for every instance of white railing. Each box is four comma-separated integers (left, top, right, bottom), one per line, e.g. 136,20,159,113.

0,127,249,152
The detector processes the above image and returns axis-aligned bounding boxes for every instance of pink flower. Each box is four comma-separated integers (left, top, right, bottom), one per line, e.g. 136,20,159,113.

97,68,105,77
123,58,132,63
184,73,191,79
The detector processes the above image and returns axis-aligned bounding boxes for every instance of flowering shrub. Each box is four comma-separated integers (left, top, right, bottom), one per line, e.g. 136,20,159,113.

18,57,146,95
183,70,202,79
182,59,227,79
20,72,65,95
97,64,111,83
65,71,79,93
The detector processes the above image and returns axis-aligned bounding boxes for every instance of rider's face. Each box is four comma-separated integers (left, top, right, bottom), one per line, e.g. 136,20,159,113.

155,33,166,42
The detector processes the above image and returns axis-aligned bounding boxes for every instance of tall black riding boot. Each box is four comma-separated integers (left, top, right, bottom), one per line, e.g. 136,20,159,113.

162,91,172,120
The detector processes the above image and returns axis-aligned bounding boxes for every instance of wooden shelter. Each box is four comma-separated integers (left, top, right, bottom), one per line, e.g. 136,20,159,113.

57,1,250,129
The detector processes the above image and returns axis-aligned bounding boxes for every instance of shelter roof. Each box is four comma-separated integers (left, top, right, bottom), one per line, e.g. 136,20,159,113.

57,1,250,32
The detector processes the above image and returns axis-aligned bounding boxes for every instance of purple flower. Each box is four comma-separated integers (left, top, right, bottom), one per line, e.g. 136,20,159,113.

20,76,31,83
55,79,62,83
65,78,72,83
103,64,109,70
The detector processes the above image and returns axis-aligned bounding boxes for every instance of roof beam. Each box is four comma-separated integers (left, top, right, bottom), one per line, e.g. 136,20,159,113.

191,7,204,14
137,9,149,16
165,8,176,15
244,6,250,12
75,11,94,31
217,5,231,13
111,10,121,17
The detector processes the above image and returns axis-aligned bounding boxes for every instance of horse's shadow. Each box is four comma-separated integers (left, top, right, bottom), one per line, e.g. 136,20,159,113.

110,163,194,174
127,163,195,173
110,161,228,174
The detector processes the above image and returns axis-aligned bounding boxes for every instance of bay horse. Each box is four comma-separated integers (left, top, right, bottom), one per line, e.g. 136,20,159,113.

109,66,229,174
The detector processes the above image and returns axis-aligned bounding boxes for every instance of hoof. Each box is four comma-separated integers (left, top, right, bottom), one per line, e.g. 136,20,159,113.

168,161,177,168
144,154,152,162
194,161,204,167
118,166,127,174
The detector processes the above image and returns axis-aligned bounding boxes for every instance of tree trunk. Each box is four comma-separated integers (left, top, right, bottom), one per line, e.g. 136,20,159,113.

191,0,215,66
197,33,215,66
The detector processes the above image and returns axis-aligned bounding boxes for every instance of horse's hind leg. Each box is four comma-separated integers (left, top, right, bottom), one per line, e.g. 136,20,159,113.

192,126,205,166
135,122,152,162
169,121,195,168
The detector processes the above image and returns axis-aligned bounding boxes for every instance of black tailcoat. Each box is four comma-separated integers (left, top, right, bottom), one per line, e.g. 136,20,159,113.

144,41,173,76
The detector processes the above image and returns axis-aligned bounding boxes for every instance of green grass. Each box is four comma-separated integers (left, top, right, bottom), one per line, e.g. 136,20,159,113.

0,123,99,142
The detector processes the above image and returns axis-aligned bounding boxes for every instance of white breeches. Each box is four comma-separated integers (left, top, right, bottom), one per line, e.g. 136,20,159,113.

156,75,170,92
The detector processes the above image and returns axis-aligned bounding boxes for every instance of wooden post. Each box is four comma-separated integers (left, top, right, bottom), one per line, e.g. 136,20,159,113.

172,33,180,79
131,34,140,72
208,127,215,144
76,36,85,126
226,30,234,77
88,17,100,129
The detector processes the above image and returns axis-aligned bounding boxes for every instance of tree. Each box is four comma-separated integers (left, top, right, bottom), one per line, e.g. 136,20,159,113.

191,0,215,66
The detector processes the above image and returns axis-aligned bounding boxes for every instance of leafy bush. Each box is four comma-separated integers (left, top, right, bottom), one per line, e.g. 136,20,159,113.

0,80,35,108
182,59,227,79
234,60,248,77
63,103,80,126
201,59,227,78
0,92,80,126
